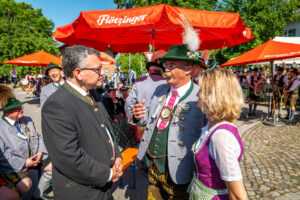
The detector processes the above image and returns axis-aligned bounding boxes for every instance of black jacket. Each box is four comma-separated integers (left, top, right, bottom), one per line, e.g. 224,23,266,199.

42,83,121,200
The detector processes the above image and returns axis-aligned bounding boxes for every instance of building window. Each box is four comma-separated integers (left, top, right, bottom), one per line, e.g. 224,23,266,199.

288,29,296,36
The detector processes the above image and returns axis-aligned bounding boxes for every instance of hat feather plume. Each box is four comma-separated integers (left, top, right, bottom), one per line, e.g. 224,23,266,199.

0,84,15,109
178,14,200,52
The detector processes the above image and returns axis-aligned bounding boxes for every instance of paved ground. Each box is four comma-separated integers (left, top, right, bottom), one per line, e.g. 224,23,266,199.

2,87,299,199
241,123,300,200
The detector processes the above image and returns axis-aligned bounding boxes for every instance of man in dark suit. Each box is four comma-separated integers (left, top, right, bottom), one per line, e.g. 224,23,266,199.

42,45,122,200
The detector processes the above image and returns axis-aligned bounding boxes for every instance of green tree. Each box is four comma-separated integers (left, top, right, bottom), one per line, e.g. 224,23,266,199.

116,53,147,78
113,0,300,66
217,0,300,65
113,0,218,10
0,0,59,77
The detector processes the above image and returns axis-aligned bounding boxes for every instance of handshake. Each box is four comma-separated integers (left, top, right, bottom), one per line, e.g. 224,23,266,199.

110,157,123,182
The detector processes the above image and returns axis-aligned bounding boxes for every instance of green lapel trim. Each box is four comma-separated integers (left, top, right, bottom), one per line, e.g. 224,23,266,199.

178,81,194,103
2,115,13,127
52,82,59,88
64,82,92,105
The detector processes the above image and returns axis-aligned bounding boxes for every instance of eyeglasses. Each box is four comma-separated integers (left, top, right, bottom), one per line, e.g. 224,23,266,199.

163,62,190,69
163,63,178,69
81,66,102,75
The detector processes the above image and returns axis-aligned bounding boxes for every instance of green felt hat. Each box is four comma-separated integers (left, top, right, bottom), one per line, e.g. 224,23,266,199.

45,63,62,76
0,98,25,111
158,44,202,64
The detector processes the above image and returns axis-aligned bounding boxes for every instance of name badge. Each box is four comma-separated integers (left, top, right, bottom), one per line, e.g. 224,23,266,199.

17,133,28,140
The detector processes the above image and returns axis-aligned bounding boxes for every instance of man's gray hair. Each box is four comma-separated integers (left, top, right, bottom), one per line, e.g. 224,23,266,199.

62,45,100,78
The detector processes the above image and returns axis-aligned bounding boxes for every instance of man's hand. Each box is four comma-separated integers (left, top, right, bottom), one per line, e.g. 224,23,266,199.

133,99,146,120
113,118,119,124
113,157,122,172
35,152,43,163
111,157,123,182
25,154,41,168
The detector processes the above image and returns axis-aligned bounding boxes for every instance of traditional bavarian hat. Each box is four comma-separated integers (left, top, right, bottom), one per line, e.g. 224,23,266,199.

45,63,62,77
0,98,25,111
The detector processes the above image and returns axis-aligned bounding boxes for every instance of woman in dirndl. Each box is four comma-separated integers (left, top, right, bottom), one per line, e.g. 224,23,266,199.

188,68,247,200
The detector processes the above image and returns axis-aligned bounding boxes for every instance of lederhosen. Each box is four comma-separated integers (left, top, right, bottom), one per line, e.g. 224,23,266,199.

274,74,285,103
249,75,261,101
286,77,299,107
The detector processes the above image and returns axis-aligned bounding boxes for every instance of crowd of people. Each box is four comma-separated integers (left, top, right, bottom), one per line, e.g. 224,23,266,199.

0,42,299,200
234,65,300,120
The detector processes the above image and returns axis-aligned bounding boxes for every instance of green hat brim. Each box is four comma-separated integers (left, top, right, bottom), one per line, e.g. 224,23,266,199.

0,101,25,111
158,56,202,64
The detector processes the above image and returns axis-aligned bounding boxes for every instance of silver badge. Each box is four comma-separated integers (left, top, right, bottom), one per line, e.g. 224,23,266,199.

180,115,186,121
181,103,190,111
175,107,182,117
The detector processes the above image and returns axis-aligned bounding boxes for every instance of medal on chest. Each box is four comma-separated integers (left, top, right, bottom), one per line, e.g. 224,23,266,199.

160,106,173,121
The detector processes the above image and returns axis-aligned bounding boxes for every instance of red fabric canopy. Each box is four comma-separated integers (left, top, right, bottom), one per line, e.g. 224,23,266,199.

221,40,300,67
53,4,253,53
2,50,62,67
100,57,115,65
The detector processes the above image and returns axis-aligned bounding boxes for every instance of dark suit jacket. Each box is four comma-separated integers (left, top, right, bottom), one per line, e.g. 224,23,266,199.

103,97,124,120
42,83,121,200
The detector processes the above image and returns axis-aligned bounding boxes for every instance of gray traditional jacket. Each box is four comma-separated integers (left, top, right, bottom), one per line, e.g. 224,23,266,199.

135,82,206,184
125,74,166,120
0,116,48,173
40,82,60,108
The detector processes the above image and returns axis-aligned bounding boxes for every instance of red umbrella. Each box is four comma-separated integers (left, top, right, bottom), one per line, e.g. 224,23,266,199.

100,57,115,65
2,50,62,67
53,4,253,53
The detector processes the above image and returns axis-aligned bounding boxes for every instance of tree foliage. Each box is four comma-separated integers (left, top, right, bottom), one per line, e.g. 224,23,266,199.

113,0,300,67
113,0,219,10
116,53,147,78
0,0,59,77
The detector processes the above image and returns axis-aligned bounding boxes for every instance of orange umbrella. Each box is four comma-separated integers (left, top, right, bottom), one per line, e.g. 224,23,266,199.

2,50,62,67
221,40,300,67
100,57,115,65
53,4,253,53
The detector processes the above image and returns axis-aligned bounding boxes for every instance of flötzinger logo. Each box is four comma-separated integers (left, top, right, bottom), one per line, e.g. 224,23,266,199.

97,14,147,26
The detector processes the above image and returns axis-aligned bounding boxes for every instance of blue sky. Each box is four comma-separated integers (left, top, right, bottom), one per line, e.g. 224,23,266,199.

15,0,117,30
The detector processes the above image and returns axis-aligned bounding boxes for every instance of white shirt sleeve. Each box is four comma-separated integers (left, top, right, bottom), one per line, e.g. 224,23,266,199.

108,169,113,182
284,76,289,86
209,129,243,182
247,76,251,85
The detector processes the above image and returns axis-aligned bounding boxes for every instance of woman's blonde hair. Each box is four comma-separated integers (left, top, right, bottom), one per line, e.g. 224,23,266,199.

197,68,244,122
